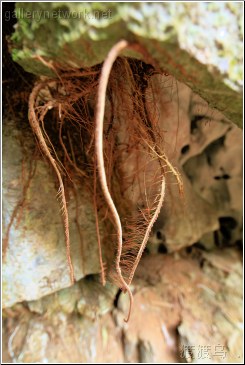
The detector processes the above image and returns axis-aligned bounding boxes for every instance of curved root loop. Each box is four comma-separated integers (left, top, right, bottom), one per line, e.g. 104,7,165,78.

123,284,133,323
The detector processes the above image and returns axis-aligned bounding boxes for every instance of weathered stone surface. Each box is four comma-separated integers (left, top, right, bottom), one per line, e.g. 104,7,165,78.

3,249,242,363
114,250,243,363
27,274,117,318
2,3,243,362
178,248,243,363
2,79,242,308
11,2,242,126
148,79,242,252
2,118,101,308
3,312,124,363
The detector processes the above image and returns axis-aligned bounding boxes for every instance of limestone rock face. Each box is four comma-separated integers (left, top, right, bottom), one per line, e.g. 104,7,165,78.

148,79,242,253
27,275,117,319
114,250,243,363
3,249,243,363
2,79,242,307
11,2,242,126
4,2,242,307
3,312,124,364
2,118,101,308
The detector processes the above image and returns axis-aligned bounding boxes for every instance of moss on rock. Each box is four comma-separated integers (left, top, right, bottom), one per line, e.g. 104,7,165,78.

11,2,243,127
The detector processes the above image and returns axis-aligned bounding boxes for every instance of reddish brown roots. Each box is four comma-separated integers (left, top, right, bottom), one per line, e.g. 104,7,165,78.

22,40,183,322
94,40,181,321
29,82,75,284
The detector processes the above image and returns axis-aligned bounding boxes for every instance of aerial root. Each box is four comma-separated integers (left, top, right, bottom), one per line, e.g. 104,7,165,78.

29,82,75,284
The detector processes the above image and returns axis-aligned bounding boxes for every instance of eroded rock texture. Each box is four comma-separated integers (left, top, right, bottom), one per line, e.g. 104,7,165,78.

3,249,243,363
2,76,243,362
11,2,243,126
147,79,242,254
2,3,242,361
2,79,242,309
2,119,101,308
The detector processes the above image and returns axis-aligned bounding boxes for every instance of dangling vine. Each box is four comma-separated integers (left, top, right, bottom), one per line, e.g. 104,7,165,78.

4,40,183,322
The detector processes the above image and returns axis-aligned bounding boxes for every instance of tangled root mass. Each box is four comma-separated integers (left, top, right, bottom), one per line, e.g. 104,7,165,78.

22,41,182,321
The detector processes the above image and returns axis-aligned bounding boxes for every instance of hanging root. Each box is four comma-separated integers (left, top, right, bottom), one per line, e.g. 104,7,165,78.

28,82,75,284
144,140,183,195
94,39,182,322
5,39,183,323
127,172,166,285
95,40,133,322
93,161,106,286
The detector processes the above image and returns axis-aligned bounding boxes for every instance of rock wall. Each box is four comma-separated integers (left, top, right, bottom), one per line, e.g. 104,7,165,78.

3,79,242,309
2,1,243,363
11,2,243,126
2,79,243,362
2,119,101,307
3,249,243,363
148,79,242,252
